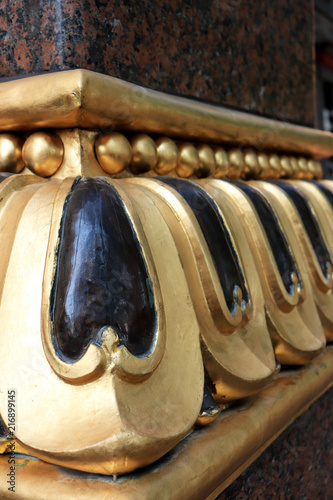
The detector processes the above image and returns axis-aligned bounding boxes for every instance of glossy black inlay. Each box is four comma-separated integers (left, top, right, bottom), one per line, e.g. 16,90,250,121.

0,172,15,183
314,181,333,208
159,178,249,313
276,181,332,278
231,180,303,296
199,381,220,419
51,177,156,361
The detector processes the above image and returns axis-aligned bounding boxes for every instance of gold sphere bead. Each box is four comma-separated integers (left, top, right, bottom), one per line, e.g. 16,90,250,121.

22,132,64,177
295,157,308,179
0,134,25,173
196,144,216,178
228,149,245,179
130,134,157,174
289,157,299,178
307,159,323,179
280,156,293,178
257,153,270,179
154,137,178,175
213,148,229,178
176,143,199,178
242,150,260,179
268,154,281,179
95,132,132,175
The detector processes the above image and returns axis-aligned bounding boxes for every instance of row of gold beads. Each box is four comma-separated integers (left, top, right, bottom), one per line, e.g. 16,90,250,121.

0,131,323,180
0,132,63,177
95,133,323,179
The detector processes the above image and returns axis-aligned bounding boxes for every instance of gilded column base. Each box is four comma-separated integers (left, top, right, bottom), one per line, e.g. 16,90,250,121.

0,347,331,500
0,70,332,494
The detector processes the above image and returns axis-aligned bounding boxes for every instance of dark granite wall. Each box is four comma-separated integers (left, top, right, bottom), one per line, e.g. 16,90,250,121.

218,387,333,499
0,0,315,126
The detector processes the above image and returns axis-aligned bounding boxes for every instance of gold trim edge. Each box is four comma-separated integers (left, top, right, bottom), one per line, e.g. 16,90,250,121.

0,69,333,159
0,347,332,500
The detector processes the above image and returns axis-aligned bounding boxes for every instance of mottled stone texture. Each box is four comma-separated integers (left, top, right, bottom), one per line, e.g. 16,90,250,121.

218,388,333,499
0,0,315,126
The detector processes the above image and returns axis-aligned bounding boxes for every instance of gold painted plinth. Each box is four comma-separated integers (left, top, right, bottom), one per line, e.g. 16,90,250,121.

0,347,332,500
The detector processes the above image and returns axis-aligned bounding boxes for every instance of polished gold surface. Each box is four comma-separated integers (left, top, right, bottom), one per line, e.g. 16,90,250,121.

196,144,216,178
242,150,260,179
213,147,229,178
0,134,25,173
0,347,331,500
22,132,64,177
95,132,132,174
0,70,333,159
204,179,326,365
154,136,178,175
228,149,244,178
7,130,324,181
129,177,278,402
256,152,270,178
307,158,323,179
176,143,199,178
267,153,281,179
280,156,293,178
0,174,203,475
130,134,157,174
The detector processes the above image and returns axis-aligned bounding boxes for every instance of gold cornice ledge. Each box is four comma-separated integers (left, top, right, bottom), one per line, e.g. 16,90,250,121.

0,347,332,500
0,69,333,159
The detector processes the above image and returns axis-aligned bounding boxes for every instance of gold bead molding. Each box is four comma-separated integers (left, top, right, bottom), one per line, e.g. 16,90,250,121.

0,131,323,181
22,132,64,177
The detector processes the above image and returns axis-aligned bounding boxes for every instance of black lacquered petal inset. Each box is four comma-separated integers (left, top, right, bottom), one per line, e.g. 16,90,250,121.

231,181,303,296
159,177,249,313
276,181,332,279
51,178,156,361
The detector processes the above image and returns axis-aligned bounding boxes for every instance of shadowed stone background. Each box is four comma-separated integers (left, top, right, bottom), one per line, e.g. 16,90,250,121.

0,0,315,126
218,387,333,499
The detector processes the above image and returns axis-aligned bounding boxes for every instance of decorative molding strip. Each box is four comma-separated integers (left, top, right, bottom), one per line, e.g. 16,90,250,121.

0,129,324,180
0,70,332,161
0,347,332,499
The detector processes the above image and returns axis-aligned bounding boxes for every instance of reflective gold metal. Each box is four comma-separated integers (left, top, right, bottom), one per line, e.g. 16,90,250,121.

242,150,260,179
213,147,229,178
0,175,204,474
154,136,178,175
0,68,333,489
128,178,278,402
307,158,323,179
247,181,327,361
268,154,281,179
176,143,199,178
0,134,25,173
286,180,333,341
256,152,270,178
0,347,331,500
0,70,333,159
95,132,132,174
22,132,64,177
129,134,157,174
204,180,326,364
280,156,293,178
228,149,244,178
294,157,309,179
196,144,216,178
